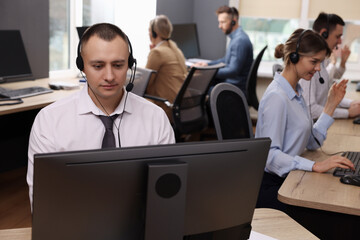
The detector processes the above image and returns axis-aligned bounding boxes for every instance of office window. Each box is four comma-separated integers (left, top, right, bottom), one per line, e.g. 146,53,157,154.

49,0,156,76
241,18,299,62
82,0,115,26
49,0,70,71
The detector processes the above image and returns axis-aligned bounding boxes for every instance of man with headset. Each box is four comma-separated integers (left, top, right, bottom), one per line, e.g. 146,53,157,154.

299,12,360,119
194,5,253,94
26,23,175,208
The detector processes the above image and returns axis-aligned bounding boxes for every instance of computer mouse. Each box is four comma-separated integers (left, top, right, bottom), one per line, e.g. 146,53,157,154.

353,117,360,125
340,175,360,187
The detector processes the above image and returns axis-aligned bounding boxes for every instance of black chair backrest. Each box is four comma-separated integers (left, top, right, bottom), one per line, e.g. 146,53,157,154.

246,45,267,111
210,82,253,140
126,67,156,97
172,63,224,138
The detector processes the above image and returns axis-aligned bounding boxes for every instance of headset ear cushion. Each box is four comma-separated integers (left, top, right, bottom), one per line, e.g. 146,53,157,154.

76,56,84,71
152,30,157,39
289,52,299,64
231,20,236,26
128,55,135,69
321,31,328,39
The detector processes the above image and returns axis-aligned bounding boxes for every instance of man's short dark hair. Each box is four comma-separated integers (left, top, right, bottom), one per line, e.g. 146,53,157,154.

216,6,239,20
81,23,129,47
313,12,345,34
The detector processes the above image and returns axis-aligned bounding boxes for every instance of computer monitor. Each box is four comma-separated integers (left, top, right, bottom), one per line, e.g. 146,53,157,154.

76,26,89,39
32,138,270,240
0,30,33,83
171,23,201,59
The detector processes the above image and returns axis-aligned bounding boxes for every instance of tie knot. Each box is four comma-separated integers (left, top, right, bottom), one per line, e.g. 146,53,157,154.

99,114,119,130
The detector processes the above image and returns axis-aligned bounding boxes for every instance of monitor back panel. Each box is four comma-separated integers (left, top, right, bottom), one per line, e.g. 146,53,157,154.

32,139,270,240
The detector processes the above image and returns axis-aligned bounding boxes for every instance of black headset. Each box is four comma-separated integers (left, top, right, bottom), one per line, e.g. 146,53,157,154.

321,14,330,39
151,20,157,39
230,7,236,26
290,29,324,84
76,30,136,92
289,29,307,64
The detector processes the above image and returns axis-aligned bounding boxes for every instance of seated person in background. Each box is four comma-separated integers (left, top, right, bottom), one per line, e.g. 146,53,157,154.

194,6,253,95
27,23,175,207
327,44,351,82
255,29,354,211
299,12,360,119
145,15,187,122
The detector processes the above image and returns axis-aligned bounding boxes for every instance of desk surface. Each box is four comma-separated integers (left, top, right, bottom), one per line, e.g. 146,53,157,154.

278,133,360,216
0,78,81,116
0,208,318,240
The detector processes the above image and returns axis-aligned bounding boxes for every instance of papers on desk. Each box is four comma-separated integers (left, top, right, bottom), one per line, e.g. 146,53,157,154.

250,230,278,240
185,58,211,67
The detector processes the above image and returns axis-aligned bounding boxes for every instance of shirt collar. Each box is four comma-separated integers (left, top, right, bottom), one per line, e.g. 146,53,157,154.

274,72,303,100
228,26,241,39
155,40,166,48
77,83,133,116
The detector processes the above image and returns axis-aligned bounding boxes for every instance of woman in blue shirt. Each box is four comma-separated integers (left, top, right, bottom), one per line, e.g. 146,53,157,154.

255,29,355,210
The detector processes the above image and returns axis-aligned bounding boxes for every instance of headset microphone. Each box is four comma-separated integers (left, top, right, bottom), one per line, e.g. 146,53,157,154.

126,58,137,92
318,71,324,84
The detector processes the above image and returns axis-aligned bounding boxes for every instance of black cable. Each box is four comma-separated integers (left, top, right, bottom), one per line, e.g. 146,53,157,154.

80,71,130,148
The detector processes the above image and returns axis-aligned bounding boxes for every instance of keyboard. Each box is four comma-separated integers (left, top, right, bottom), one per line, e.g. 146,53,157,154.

333,151,360,177
0,86,53,99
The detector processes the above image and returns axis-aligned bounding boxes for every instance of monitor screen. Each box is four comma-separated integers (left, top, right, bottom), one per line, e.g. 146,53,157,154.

32,138,270,240
0,30,33,82
76,26,89,39
171,23,201,59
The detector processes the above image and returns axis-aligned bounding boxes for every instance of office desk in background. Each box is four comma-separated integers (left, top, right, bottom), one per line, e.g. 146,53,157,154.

0,78,81,116
0,208,318,240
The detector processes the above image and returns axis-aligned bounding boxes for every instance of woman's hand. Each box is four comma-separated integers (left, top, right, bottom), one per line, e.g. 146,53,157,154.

312,155,355,173
323,79,348,116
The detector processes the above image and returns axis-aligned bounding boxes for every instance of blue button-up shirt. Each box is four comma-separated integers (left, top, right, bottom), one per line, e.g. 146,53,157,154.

209,27,253,93
255,73,334,177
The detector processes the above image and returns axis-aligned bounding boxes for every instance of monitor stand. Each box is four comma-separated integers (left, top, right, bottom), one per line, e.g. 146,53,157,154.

145,161,188,240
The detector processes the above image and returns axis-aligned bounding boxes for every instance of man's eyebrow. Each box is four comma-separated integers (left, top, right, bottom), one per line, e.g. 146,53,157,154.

88,59,126,64
89,60,105,64
112,59,126,63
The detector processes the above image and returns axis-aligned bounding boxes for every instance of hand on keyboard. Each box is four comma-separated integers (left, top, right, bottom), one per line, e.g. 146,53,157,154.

313,154,355,174
333,151,360,177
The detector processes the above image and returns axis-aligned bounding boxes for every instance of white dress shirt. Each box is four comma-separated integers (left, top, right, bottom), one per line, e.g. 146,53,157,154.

27,84,175,206
299,59,351,119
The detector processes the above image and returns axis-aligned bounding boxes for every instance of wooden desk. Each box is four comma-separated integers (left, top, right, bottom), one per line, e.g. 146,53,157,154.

278,133,360,216
278,133,360,239
0,208,318,240
327,118,360,136
0,78,81,116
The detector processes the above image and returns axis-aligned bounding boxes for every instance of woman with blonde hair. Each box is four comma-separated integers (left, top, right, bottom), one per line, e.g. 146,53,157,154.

145,15,187,122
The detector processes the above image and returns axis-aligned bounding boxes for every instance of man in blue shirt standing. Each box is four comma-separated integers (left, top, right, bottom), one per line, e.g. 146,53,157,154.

195,6,253,95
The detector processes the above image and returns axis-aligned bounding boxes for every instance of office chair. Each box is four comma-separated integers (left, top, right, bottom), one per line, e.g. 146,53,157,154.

126,67,156,97
246,45,267,111
210,82,253,140
144,63,225,141
272,63,283,77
